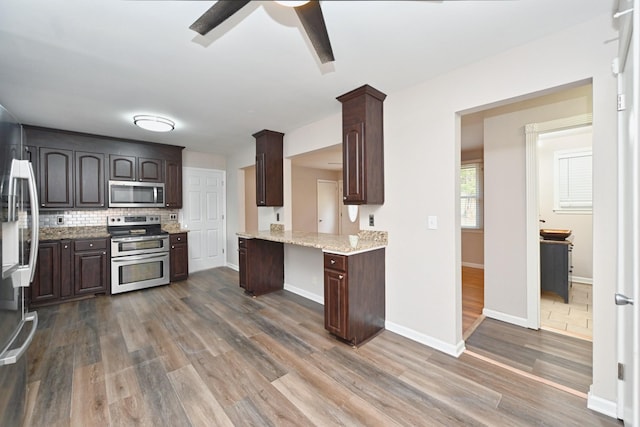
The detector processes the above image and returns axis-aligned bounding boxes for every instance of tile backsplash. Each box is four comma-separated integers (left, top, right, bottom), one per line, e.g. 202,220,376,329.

39,208,180,228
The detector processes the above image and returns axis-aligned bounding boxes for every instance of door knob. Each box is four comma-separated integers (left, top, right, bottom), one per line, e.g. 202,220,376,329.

615,293,634,306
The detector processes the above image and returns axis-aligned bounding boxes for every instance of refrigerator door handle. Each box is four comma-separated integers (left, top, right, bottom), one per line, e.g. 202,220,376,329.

25,161,39,284
0,311,38,366
11,160,39,287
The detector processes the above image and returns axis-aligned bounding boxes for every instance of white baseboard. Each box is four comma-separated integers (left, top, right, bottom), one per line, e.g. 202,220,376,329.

587,389,618,419
461,262,484,269
482,308,530,328
385,321,465,357
283,283,324,305
226,263,239,271
572,276,593,285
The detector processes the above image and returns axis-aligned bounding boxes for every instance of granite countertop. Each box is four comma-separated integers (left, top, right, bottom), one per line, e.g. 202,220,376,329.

237,229,387,255
39,226,110,241
39,223,188,241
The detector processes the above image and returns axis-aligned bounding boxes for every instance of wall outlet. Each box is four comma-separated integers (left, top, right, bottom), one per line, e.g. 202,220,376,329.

56,215,64,225
169,213,177,220
428,215,438,230
276,213,280,221
369,214,375,227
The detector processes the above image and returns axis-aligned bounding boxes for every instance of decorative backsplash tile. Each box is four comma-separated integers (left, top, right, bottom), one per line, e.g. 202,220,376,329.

38,208,180,228
270,223,284,232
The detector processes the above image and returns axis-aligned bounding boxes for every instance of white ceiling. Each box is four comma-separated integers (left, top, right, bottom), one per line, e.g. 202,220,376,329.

0,1,614,157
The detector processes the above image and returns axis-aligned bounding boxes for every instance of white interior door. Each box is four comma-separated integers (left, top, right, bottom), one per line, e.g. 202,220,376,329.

182,167,226,273
317,180,338,234
616,0,639,424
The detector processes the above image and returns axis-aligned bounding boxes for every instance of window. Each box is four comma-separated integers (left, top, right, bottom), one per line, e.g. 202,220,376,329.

554,149,592,212
461,162,483,229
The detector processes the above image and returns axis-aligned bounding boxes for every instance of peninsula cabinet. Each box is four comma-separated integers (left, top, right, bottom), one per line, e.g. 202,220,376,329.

170,233,189,281
337,84,387,205
253,130,284,207
323,248,385,346
238,237,284,296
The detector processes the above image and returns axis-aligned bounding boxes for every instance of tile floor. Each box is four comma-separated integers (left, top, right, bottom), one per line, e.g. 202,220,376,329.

540,282,592,340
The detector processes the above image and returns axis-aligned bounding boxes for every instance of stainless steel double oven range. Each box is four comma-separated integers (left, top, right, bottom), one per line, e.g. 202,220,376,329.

108,215,170,294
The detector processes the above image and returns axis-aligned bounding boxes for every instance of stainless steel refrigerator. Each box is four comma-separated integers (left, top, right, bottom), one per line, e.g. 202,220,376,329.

0,103,39,426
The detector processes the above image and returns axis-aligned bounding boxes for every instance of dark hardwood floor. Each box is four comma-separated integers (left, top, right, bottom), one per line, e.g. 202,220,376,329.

24,267,620,426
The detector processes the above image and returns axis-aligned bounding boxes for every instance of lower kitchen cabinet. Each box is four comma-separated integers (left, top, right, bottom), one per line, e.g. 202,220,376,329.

73,238,109,296
29,237,109,308
170,233,189,282
324,248,385,346
238,237,284,296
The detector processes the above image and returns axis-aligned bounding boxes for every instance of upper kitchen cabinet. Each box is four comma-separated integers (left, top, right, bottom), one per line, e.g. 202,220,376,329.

75,151,105,208
165,158,183,208
109,155,163,182
253,129,284,207
337,85,387,205
39,147,73,209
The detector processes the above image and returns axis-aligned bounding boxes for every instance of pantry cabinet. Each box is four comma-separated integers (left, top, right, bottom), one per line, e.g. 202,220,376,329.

238,237,284,296
323,248,385,346
337,85,386,205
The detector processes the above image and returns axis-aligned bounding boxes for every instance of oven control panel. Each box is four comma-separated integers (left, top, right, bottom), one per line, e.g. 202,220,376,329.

107,215,161,226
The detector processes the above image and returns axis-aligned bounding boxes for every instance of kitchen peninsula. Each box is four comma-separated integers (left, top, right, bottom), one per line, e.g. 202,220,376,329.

237,228,387,346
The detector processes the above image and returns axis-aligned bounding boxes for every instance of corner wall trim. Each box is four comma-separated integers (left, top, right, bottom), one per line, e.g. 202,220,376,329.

461,262,484,269
385,321,465,357
227,263,239,272
283,283,324,305
587,390,618,419
482,308,530,328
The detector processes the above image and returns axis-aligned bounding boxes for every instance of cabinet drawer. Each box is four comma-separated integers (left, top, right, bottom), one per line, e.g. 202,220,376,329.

324,253,346,271
170,233,187,244
238,237,248,249
74,238,107,252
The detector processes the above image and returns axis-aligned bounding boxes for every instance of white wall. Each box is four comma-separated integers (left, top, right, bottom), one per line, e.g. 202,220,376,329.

225,14,618,408
484,85,593,320
538,126,593,282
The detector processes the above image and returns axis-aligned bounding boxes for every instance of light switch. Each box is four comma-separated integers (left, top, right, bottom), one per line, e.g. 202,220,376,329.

428,215,438,230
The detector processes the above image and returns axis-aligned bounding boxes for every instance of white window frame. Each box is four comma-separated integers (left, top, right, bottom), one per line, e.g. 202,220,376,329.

553,148,592,213
460,160,483,230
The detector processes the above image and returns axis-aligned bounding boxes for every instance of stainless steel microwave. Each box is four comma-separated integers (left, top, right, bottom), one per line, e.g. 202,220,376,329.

108,181,165,208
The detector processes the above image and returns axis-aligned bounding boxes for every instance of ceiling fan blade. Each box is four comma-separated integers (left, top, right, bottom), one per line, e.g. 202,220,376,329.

189,0,252,36
294,1,335,64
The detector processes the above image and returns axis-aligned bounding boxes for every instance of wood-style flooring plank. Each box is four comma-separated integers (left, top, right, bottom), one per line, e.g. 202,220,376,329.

24,267,621,427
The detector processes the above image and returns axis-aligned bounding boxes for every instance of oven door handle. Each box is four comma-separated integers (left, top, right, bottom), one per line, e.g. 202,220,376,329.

111,235,168,243
111,253,169,262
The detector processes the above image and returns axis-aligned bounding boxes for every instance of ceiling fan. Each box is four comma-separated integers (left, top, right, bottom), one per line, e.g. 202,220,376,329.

189,0,335,64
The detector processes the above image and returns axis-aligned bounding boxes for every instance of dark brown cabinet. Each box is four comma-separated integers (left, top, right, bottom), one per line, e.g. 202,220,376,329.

110,155,163,182
29,238,109,308
253,130,284,207
75,151,105,208
165,159,183,208
323,249,385,346
73,238,109,296
337,85,387,205
540,241,572,303
38,147,73,209
30,241,61,305
238,237,284,296
170,233,189,282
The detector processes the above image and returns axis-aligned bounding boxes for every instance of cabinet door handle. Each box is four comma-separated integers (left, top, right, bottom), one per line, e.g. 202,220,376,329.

330,259,336,264
171,245,175,249
102,252,106,255
89,243,93,247
64,245,68,249
177,237,181,241
338,275,344,279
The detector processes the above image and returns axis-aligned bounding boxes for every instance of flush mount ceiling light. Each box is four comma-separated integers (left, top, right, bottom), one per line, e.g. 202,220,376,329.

274,1,310,7
133,115,175,132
